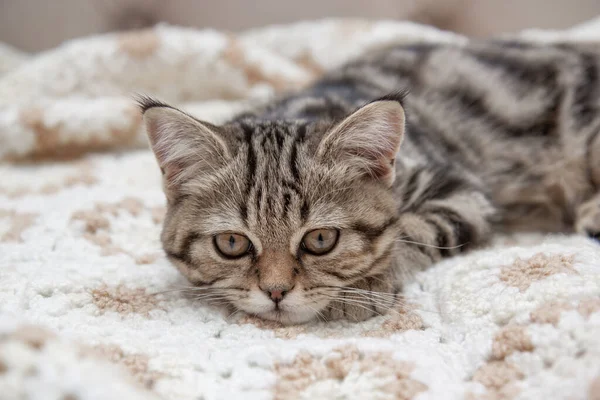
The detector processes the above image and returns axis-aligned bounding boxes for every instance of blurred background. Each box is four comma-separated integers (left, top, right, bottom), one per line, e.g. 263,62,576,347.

1,0,600,52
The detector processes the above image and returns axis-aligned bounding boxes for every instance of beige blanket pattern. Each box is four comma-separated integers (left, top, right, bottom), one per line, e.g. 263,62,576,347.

1,19,600,400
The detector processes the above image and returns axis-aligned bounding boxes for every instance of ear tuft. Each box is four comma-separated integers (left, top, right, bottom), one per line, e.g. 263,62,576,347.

317,98,406,186
372,89,410,105
135,95,172,114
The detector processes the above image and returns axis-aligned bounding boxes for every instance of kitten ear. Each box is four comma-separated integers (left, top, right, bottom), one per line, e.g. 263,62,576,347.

317,98,406,186
141,101,231,190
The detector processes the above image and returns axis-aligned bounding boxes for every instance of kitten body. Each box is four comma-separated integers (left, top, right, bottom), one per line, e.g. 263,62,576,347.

141,40,600,324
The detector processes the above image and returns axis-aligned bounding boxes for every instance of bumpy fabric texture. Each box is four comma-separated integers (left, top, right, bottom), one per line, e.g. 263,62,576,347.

1,19,600,400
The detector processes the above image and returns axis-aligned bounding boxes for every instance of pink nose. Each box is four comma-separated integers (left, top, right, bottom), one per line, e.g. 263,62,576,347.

268,290,284,303
262,288,290,304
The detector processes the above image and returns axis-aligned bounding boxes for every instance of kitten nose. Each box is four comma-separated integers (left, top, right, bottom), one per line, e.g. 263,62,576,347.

262,287,292,303
269,290,285,303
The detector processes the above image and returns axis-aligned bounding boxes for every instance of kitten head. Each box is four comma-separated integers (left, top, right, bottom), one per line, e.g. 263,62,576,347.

141,96,405,324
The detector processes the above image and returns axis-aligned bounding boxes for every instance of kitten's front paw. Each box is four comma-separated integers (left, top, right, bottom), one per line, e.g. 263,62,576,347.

586,231,600,241
322,299,376,322
321,276,397,322
576,195,600,242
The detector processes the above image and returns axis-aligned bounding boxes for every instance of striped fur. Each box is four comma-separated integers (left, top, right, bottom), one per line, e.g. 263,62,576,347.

141,40,600,324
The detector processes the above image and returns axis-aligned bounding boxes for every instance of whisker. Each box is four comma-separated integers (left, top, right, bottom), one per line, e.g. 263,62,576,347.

198,301,231,307
305,304,328,323
328,296,384,312
315,289,398,311
338,300,387,317
330,294,397,309
320,288,414,307
149,286,222,296
227,308,243,320
395,237,467,250
323,295,391,309
334,292,395,304
188,290,233,296
320,290,440,315
344,295,439,315
361,275,388,285
318,286,399,300
313,286,410,304
191,295,232,301
333,289,398,300
307,297,345,319
190,295,232,301
322,303,346,318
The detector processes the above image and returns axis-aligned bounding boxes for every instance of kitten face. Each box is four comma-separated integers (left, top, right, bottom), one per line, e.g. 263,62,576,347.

141,98,405,324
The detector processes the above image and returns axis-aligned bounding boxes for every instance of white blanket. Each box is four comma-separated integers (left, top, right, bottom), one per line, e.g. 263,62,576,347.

1,19,600,400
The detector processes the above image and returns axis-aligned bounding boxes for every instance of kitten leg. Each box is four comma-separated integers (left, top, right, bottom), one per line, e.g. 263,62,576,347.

322,275,396,322
578,129,600,240
395,189,496,269
575,192,600,241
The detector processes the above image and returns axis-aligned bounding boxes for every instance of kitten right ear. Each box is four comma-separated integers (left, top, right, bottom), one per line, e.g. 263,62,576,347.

140,100,231,190
316,96,406,186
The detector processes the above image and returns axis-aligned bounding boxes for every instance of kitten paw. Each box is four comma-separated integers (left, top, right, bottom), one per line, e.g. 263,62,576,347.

321,276,397,322
586,230,600,242
322,299,376,322
575,195,600,242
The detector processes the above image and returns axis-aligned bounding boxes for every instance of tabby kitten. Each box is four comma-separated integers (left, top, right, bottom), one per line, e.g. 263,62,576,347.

141,40,600,324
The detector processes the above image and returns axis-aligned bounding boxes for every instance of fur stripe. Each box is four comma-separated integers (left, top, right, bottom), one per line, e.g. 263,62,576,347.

420,170,467,202
573,52,599,128
239,203,248,224
472,48,557,86
289,143,299,180
403,168,467,208
401,232,432,258
166,232,202,265
255,186,263,217
242,123,256,194
585,125,600,190
289,124,307,181
300,200,310,222
403,169,422,203
282,179,301,195
351,217,398,241
274,129,284,150
323,242,395,282
282,193,292,219
450,89,559,138
425,207,474,250
425,217,453,258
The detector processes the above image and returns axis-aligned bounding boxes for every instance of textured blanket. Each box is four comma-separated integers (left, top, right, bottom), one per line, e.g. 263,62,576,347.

1,18,600,400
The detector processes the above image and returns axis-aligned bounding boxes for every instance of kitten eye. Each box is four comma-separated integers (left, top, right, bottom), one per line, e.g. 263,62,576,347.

301,229,339,255
214,233,252,258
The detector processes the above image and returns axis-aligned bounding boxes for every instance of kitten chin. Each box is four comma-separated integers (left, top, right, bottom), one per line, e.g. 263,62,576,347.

254,308,321,325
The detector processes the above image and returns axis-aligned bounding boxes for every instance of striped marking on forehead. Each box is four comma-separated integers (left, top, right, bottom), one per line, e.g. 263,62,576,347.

239,122,310,226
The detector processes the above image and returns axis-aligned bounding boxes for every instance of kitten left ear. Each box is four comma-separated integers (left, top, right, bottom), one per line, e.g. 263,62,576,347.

139,99,232,193
317,98,406,186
